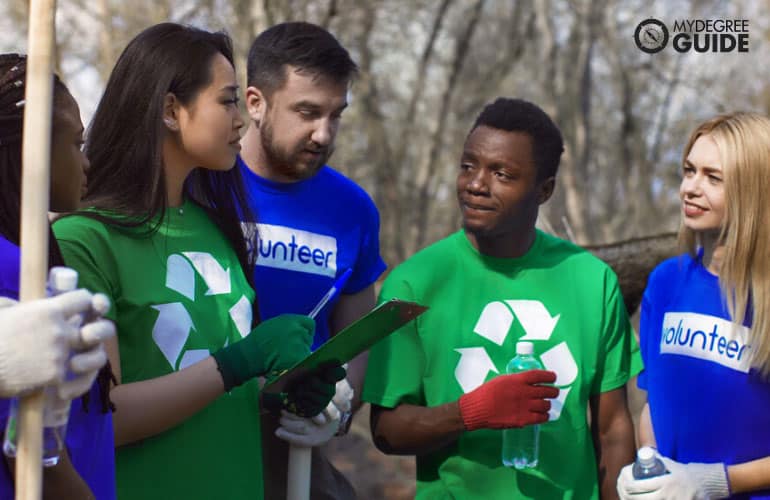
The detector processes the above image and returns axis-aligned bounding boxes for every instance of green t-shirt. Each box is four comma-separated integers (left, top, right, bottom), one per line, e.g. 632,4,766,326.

53,200,263,500
363,230,642,500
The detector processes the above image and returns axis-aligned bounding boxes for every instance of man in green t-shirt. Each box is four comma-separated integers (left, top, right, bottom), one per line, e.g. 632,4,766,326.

363,98,641,499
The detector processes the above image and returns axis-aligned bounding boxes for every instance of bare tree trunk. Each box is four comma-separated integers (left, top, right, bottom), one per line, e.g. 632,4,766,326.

534,1,564,232
394,0,452,170
230,0,272,88
412,0,486,253
375,0,453,263
319,0,338,29
149,1,171,24
534,1,558,116
96,0,114,83
555,0,605,245
352,2,399,265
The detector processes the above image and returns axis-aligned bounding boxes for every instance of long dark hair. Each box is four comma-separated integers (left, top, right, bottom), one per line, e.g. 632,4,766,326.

0,53,115,413
80,23,257,292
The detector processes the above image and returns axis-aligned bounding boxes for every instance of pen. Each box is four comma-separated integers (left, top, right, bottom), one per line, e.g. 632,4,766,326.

307,268,353,319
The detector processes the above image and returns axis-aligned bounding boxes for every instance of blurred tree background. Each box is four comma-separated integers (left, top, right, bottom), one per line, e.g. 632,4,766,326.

3,0,769,260
2,0,768,497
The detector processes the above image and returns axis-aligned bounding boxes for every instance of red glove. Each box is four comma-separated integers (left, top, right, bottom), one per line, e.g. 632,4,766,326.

458,370,559,430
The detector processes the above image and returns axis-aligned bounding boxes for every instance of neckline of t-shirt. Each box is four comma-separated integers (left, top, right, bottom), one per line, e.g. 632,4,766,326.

237,155,323,195
61,200,202,235
78,198,196,219
165,197,195,218
456,229,543,269
693,247,720,282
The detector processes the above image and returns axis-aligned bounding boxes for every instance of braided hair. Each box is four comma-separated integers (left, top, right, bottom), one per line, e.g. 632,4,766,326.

0,53,63,247
0,53,116,414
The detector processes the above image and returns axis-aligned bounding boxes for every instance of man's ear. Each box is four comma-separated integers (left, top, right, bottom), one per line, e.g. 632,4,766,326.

245,86,266,124
537,176,556,205
162,93,180,131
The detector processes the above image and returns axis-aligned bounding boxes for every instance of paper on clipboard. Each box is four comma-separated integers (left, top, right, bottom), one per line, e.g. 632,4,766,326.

262,298,427,393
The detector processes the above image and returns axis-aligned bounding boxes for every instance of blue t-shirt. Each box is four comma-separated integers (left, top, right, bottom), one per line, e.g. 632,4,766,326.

238,157,386,349
639,252,770,500
0,235,116,500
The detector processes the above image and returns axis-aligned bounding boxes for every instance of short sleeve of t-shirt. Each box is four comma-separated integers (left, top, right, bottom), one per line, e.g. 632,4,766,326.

591,267,643,395
345,191,386,295
637,289,655,390
53,216,120,322
637,261,669,391
362,272,426,408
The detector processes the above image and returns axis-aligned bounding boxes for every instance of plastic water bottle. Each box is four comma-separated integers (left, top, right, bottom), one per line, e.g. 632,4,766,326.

502,341,543,469
632,446,667,479
3,267,79,466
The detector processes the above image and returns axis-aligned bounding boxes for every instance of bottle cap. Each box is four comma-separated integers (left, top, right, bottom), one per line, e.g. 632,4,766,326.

516,341,534,355
637,446,656,464
49,267,78,293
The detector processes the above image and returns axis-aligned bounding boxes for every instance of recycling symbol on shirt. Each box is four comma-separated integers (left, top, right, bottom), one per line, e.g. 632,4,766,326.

454,300,578,421
150,252,252,371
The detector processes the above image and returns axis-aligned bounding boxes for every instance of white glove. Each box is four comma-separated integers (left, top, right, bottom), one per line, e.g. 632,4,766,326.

617,455,730,500
311,376,354,425
58,293,115,400
275,376,355,447
0,290,91,397
275,410,338,447
57,341,107,400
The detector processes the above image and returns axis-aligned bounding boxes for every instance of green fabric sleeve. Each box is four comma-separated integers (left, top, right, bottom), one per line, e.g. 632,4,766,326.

362,271,427,408
53,217,120,323
592,267,644,395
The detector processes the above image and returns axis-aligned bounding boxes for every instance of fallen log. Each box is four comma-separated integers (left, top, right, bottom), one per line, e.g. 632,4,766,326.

586,232,679,314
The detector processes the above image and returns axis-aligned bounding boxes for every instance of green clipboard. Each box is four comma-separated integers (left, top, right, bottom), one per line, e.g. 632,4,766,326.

262,298,427,393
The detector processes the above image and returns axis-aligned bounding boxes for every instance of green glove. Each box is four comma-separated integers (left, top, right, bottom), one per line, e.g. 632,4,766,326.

212,314,314,392
263,363,346,418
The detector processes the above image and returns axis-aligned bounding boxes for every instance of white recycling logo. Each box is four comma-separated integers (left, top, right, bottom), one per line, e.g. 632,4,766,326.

151,252,252,371
454,300,577,421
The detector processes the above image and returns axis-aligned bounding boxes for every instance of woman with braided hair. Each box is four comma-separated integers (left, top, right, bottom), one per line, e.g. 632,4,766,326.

0,53,116,499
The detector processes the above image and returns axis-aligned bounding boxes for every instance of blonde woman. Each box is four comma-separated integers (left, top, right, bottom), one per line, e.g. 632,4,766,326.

618,112,770,499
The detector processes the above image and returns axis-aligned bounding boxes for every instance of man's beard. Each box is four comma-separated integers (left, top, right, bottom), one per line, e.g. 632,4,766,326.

260,117,331,181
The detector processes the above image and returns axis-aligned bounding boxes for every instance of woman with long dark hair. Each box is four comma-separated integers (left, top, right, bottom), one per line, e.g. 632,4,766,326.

53,24,341,499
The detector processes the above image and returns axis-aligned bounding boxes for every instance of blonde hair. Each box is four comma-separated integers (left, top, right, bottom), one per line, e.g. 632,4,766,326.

678,112,770,376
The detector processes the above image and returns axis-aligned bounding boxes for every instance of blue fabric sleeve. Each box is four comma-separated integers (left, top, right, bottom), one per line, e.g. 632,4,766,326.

638,265,664,390
344,192,386,294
